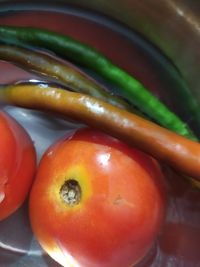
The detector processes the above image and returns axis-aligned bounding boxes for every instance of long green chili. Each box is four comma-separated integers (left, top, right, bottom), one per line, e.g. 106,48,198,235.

0,26,197,141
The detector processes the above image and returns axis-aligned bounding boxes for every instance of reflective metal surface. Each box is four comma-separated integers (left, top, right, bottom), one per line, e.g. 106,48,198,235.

57,0,200,100
0,1,199,267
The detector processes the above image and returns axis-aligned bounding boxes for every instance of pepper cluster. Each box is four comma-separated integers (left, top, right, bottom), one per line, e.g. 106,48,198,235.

0,25,199,182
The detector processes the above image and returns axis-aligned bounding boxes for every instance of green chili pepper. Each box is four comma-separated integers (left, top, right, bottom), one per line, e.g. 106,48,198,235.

0,26,197,141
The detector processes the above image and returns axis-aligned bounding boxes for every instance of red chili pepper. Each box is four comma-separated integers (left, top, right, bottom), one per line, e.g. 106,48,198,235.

0,83,200,181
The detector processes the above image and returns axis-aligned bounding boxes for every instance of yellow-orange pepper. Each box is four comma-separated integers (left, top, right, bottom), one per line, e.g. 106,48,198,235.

0,83,200,181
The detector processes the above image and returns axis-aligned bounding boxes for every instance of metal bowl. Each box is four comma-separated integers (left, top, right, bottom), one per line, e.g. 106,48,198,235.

0,1,199,267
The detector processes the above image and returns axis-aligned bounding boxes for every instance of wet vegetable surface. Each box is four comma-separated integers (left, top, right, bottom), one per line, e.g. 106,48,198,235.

0,25,197,140
1,83,200,181
0,110,36,221
0,3,199,267
29,127,166,267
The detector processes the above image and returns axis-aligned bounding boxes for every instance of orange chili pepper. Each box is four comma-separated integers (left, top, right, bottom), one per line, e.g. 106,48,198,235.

0,83,200,181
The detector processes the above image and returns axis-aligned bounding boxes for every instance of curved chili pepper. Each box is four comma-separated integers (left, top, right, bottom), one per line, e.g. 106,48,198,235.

0,44,134,112
0,83,200,181
0,26,197,141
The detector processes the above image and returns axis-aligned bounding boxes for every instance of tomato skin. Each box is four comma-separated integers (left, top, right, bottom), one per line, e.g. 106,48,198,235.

29,127,166,267
0,110,36,220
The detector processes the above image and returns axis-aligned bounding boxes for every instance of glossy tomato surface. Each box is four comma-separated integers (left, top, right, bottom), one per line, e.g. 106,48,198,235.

0,110,36,221
29,127,166,267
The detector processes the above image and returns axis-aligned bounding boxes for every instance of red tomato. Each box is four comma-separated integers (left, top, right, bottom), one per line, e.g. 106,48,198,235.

29,127,166,267
0,110,36,220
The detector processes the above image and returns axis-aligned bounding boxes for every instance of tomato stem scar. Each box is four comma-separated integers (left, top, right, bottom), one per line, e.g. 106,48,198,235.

60,179,81,206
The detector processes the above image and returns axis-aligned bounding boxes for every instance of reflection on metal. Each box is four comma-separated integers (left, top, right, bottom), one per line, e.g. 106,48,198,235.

59,0,200,101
